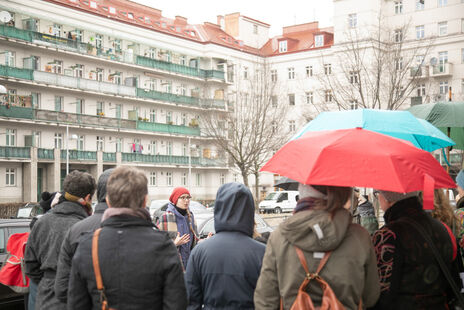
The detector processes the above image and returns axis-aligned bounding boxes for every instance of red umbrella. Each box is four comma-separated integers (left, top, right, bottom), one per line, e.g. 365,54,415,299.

260,128,455,210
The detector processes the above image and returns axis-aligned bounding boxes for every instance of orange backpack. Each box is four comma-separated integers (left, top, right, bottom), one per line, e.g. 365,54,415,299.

283,246,346,310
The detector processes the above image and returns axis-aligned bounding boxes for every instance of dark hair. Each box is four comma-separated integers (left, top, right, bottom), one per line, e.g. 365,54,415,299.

311,185,352,213
106,166,148,209
63,170,96,198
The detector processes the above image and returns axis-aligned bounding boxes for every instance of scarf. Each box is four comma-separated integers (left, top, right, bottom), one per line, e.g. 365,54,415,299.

64,192,92,216
101,207,152,222
293,197,322,214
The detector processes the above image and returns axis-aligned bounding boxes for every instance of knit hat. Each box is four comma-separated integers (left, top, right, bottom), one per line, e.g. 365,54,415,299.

298,183,327,200
39,191,58,212
377,190,419,203
169,187,190,205
456,170,464,189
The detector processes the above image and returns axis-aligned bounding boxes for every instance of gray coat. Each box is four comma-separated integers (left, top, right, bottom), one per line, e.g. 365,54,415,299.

25,200,88,310
54,202,108,303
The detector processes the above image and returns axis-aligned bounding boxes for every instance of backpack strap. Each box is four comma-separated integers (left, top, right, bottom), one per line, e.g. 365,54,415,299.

92,228,110,310
295,246,331,276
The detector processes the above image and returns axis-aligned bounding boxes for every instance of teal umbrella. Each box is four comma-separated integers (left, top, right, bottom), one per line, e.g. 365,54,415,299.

292,109,455,152
408,102,464,150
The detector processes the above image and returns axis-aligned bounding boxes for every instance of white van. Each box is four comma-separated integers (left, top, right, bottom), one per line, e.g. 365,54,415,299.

259,191,299,214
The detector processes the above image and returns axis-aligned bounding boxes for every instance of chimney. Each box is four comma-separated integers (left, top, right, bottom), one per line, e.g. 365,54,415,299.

217,15,225,30
174,16,188,25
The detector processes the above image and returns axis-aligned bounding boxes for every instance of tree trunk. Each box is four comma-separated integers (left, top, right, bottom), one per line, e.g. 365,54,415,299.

254,171,260,211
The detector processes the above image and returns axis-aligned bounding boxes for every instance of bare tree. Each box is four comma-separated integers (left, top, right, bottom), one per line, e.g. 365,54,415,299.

201,59,288,203
316,16,434,111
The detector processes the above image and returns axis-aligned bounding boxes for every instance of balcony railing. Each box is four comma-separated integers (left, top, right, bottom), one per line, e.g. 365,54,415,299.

120,153,227,166
103,152,116,162
0,64,34,80
0,25,225,81
136,88,200,106
430,63,453,76
136,121,200,136
200,98,226,109
60,150,97,161
38,148,54,159
0,146,31,159
0,105,34,119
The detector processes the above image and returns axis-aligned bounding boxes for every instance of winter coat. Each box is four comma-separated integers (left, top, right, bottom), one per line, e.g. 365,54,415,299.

254,205,380,310
67,214,187,310
372,197,457,310
158,202,198,269
186,182,266,310
54,202,108,303
358,200,379,235
25,200,88,310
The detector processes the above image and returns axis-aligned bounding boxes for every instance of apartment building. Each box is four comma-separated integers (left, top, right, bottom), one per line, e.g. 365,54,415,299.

0,0,462,202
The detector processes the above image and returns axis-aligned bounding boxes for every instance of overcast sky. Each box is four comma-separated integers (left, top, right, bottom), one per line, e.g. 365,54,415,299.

131,0,333,36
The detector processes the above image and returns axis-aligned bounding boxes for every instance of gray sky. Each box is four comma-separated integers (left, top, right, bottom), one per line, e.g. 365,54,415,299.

131,0,333,36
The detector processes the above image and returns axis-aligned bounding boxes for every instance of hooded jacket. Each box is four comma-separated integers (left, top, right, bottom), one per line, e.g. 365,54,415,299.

254,204,380,310
54,169,113,304
186,183,266,310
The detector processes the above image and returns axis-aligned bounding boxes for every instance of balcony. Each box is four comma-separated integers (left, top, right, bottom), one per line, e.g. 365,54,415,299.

200,99,226,110
0,105,34,119
0,64,33,80
136,88,200,107
0,146,31,159
103,152,116,162
60,150,97,161
429,63,453,77
120,153,225,167
136,121,200,136
38,148,54,160
0,25,226,82
409,66,428,79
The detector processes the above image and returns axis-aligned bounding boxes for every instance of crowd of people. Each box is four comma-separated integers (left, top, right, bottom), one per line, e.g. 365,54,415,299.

15,167,464,309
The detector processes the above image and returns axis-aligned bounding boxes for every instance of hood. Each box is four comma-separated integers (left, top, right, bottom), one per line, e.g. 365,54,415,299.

214,182,254,237
280,208,352,252
97,169,114,203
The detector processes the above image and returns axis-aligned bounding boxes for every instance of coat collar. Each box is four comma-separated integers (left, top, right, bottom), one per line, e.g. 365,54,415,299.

52,200,88,219
101,214,156,229
383,196,423,223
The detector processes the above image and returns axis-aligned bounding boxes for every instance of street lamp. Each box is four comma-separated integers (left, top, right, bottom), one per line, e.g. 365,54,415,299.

65,124,78,175
188,137,197,189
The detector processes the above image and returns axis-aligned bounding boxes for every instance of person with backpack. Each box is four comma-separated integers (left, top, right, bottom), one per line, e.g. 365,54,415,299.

254,183,380,309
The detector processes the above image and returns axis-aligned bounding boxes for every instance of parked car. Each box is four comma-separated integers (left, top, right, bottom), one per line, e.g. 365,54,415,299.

0,219,31,310
150,200,212,225
197,213,273,239
258,191,299,214
16,203,43,219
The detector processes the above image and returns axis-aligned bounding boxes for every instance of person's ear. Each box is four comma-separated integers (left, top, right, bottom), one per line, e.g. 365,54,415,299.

106,195,112,208
143,195,148,208
84,194,92,202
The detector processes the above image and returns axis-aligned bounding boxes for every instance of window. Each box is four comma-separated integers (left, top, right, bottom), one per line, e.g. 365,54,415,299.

395,58,403,70
73,64,83,78
288,67,295,80
51,60,62,74
253,25,258,34
95,34,103,49
115,104,121,119
324,64,332,75
166,141,172,155
349,71,359,84
416,0,425,10
227,64,234,82
74,29,83,42
147,48,157,59
271,96,277,107
416,25,425,39
394,29,403,42
76,98,84,114
289,120,296,132
271,70,277,82
271,121,277,134
127,13,134,19
182,173,187,186
77,135,84,150
325,90,333,102
96,136,104,151
220,173,225,185
195,173,201,186
233,174,239,183
109,7,116,14
438,0,447,7
417,84,426,96
305,92,313,104
439,81,449,94
116,138,122,152
32,131,41,148
306,66,313,77
438,51,448,72
147,79,157,91
166,111,172,124
348,14,357,28
288,94,295,105
438,22,447,36
31,92,40,109
53,24,62,36
149,172,156,186
5,51,15,67
6,168,15,186
90,1,97,8
243,67,248,79
6,129,16,146
54,133,63,149
96,102,104,116
181,113,187,126
96,68,103,81
279,41,287,53
114,39,122,53
54,96,63,112
166,172,172,186
394,1,403,14
149,141,157,155
163,81,171,93
180,56,186,66
314,35,324,47
416,55,425,66
350,101,358,110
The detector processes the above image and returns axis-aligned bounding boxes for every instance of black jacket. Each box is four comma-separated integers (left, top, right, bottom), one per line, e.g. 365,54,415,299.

25,200,89,310
68,214,187,310
55,202,108,303
372,197,457,309
186,183,265,310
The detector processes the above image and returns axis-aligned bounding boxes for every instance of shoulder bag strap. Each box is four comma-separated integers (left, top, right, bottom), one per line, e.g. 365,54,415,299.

92,228,109,310
402,218,464,307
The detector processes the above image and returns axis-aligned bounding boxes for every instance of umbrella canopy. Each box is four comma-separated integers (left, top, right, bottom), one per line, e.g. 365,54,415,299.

291,109,455,152
274,176,299,191
261,128,456,210
408,102,464,150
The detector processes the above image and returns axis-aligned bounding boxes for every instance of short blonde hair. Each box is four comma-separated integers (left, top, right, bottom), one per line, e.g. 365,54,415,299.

106,166,148,209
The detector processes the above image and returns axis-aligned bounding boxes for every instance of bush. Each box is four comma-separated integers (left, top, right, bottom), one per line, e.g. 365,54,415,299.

0,203,24,219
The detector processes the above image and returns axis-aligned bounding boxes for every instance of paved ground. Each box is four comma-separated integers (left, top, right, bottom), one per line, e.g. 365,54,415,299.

261,213,291,229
